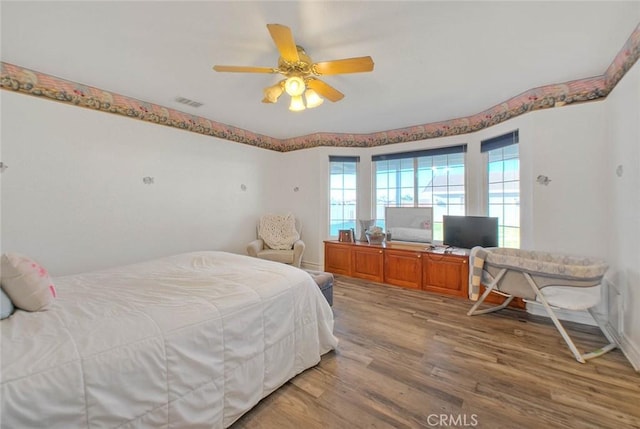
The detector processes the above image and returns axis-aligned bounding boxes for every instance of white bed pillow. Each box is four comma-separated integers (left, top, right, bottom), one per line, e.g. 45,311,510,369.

1,253,57,311
0,288,14,319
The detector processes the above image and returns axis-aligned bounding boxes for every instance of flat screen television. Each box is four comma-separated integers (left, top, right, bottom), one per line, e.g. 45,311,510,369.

442,215,499,249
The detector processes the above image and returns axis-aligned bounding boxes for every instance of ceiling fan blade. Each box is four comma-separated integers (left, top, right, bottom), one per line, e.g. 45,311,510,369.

213,65,276,73
267,24,300,63
313,56,374,75
306,79,344,102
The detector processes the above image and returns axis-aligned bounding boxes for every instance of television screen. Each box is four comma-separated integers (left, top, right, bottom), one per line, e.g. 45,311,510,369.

443,215,499,249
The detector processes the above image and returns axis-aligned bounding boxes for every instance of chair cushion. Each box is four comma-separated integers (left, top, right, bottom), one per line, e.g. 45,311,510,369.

257,249,295,264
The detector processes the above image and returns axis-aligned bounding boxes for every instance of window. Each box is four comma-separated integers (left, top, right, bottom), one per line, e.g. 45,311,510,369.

329,156,359,237
482,130,520,248
373,145,466,241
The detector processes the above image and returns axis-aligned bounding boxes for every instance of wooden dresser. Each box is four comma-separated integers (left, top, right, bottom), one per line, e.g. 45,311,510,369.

324,240,469,298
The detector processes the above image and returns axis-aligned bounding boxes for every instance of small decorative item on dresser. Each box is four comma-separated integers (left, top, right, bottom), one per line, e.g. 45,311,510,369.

358,219,376,241
365,226,385,245
338,229,354,243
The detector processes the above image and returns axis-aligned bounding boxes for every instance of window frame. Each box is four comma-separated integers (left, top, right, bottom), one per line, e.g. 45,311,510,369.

328,155,360,239
372,145,467,241
481,130,520,248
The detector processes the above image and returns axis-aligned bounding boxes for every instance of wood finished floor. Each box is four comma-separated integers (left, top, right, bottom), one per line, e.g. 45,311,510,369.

232,276,640,429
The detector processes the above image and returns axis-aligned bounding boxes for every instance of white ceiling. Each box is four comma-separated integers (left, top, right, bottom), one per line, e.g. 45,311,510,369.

2,1,639,140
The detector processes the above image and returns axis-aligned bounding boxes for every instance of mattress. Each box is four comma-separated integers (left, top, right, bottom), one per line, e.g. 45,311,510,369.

1,251,338,428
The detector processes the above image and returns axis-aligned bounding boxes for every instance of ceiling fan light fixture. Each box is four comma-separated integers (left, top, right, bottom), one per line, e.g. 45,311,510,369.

263,82,284,103
304,88,324,108
289,95,306,112
213,24,374,111
284,76,305,96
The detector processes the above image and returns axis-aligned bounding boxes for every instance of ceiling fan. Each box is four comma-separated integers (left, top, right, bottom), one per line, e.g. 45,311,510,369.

213,24,374,112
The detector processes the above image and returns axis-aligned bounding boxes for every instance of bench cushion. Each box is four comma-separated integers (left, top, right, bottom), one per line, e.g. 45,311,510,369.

304,270,334,306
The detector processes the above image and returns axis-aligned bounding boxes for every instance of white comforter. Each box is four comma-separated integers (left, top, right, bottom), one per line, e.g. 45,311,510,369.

1,251,337,428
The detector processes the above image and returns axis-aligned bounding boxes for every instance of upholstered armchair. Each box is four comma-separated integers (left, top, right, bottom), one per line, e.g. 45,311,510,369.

247,214,305,268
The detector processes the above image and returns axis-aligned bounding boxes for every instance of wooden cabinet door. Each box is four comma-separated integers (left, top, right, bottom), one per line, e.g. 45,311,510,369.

352,246,384,282
324,242,352,276
422,253,468,297
384,249,422,289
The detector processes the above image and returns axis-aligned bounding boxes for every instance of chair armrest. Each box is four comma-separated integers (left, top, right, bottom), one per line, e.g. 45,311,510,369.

247,239,265,257
292,240,306,268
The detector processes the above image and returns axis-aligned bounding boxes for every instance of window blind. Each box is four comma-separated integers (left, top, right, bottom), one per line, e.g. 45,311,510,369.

371,144,467,162
329,155,360,163
481,130,519,153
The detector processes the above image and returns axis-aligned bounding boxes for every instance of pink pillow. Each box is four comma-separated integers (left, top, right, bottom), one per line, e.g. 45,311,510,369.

1,253,56,311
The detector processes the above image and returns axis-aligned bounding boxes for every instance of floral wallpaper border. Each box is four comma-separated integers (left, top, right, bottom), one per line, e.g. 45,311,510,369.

1,24,638,152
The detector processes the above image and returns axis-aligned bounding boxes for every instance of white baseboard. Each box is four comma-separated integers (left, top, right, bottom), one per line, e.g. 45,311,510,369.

618,333,640,372
301,261,322,271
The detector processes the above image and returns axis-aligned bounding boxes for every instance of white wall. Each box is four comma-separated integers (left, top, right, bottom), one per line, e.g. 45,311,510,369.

605,61,640,369
262,147,327,268
0,89,613,273
277,93,640,367
1,91,280,275
286,103,610,268
527,102,610,258
2,64,638,368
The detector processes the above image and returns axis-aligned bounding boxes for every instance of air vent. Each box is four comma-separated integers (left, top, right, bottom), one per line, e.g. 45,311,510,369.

174,96,204,108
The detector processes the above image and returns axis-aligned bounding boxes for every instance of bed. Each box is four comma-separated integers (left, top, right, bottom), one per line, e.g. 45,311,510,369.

467,247,615,363
1,251,338,428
